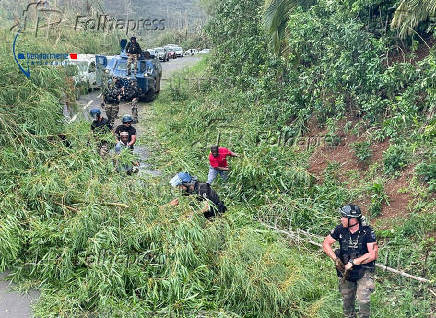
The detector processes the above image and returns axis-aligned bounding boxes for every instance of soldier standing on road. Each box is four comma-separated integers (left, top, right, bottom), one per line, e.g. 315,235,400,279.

323,205,379,318
126,36,142,76
121,78,137,101
118,79,139,123
103,77,123,126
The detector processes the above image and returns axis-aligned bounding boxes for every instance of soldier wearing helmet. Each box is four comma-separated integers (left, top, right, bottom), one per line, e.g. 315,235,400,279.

90,108,111,131
114,114,136,149
89,108,112,156
168,172,227,219
103,77,123,126
323,205,378,318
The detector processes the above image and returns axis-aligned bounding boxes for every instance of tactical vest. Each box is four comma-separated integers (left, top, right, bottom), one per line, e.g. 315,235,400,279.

337,226,375,281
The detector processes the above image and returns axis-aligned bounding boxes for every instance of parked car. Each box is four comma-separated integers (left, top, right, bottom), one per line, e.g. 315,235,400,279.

62,54,98,91
154,47,169,62
184,49,198,56
146,49,157,57
164,46,177,59
173,46,184,57
96,39,162,102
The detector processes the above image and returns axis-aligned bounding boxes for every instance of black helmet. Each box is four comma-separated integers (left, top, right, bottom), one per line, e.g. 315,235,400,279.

130,36,136,41
339,204,362,219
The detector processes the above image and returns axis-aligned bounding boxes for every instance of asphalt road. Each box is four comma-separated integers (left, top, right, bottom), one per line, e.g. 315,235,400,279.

0,273,39,318
0,55,203,318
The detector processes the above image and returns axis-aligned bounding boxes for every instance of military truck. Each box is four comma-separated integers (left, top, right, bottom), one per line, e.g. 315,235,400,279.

96,39,162,102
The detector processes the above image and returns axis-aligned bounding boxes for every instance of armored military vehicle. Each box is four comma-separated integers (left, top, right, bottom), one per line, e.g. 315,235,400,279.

96,39,162,102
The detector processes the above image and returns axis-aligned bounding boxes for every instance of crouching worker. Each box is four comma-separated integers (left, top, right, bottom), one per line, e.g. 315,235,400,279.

89,108,112,156
323,205,378,318
114,131,139,174
169,172,227,219
114,114,137,149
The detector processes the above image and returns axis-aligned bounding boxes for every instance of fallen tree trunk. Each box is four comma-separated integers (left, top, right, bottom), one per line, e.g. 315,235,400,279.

260,221,433,284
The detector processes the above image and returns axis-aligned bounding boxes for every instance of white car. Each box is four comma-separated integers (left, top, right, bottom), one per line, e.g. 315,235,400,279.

147,49,157,57
184,49,198,56
154,47,169,62
199,49,211,54
173,46,183,57
62,55,98,90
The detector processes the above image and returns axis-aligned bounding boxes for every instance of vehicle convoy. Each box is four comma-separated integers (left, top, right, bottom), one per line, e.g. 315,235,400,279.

96,39,162,102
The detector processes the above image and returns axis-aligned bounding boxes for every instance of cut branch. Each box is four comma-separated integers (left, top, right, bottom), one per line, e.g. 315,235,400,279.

260,221,433,284
54,201,80,213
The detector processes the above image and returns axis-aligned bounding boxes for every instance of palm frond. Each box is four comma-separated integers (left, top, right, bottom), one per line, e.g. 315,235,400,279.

263,0,296,54
391,0,436,38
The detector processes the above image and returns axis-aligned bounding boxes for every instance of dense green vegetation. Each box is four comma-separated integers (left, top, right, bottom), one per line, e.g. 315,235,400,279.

0,0,435,317
150,0,435,315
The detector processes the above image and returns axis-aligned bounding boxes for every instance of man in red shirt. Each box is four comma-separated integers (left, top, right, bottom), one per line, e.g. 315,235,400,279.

207,145,238,184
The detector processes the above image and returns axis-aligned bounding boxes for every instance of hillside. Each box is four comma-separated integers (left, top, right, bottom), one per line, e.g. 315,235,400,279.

146,0,435,315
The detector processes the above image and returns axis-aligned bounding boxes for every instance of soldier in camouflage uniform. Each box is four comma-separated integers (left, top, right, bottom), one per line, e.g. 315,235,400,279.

89,108,112,157
121,78,138,102
323,205,378,318
131,97,139,124
125,37,142,76
103,77,123,126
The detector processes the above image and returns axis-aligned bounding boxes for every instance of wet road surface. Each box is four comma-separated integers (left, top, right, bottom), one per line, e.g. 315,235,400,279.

0,273,39,318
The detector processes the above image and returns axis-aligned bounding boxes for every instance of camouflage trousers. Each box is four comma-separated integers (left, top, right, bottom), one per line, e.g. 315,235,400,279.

127,54,138,75
131,99,138,123
339,271,375,318
105,103,119,126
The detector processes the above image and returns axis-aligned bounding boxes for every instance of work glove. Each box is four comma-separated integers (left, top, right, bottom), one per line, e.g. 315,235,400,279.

335,258,345,274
